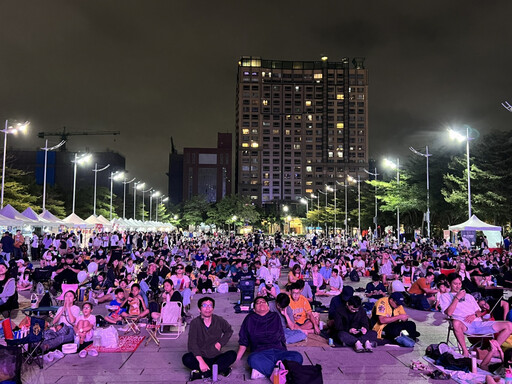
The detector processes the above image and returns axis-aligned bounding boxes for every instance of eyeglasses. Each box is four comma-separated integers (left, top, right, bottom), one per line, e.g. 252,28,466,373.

177,267,184,270
201,303,213,308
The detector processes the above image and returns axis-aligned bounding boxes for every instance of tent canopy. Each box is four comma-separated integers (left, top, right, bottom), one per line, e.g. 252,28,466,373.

39,210,67,226
0,205,37,224
448,215,502,232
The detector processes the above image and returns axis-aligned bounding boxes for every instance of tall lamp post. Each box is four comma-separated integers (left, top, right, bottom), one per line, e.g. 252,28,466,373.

347,175,362,239
149,190,160,221
109,170,124,220
311,193,319,230
156,196,168,222
364,167,379,239
72,153,92,214
318,189,328,234
122,177,136,219
448,126,474,219
41,139,65,211
410,146,432,238
1,120,29,208
133,182,144,219
325,185,334,235
141,186,152,222
384,158,400,242
92,163,110,216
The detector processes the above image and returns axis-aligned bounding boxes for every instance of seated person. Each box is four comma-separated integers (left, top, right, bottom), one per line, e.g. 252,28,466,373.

408,272,438,310
353,255,366,276
371,292,420,344
258,278,280,301
150,279,183,321
125,283,150,321
105,288,128,324
232,260,254,283
288,283,320,335
365,273,387,302
170,264,192,310
17,270,32,291
0,261,17,316
196,265,214,294
52,254,80,291
182,297,236,381
379,253,397,284
74,302,96,345
236,296,303,379
333,296,378,352
328,269,343,294
42,290,79,352
439,273,512,357
434,281,450,311
268,293,307,344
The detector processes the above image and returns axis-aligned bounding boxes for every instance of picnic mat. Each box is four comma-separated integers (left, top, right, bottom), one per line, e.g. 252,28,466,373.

294,333,328,347
85,335,145,353
423,356,491,384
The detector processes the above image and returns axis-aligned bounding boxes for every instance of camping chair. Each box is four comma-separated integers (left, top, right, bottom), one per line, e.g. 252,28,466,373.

4,317,45,369
445,316,494,354
31,267,53,291
146,301,185,346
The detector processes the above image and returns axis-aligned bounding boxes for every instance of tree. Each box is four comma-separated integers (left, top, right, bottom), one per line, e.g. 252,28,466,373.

182,196,210,227
1,168,38,212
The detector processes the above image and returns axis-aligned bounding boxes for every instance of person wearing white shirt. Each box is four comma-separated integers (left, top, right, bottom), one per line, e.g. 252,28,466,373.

31,232,39,260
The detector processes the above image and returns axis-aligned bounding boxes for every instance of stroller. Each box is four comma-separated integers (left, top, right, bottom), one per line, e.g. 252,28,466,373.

237,279,256,313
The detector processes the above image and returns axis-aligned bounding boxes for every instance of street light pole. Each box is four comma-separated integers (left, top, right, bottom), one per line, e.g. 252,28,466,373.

409,146,432,238
141,187,152,222
364,167,379,239
122,177,136,219
41,139,65,211
72,153,92,214
383,158,400,242
1,120,29,208
110,171,124,220
92,163,110,216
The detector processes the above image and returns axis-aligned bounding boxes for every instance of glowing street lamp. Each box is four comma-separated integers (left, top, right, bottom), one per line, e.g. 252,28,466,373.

122,177,136,219
41,139,65,211
109,170,124,220
410,146,432,238
72,153,92,214
383,158,400,242
1,120,29,208
133,182,145,219
141,186,152,222
156,196,169,222
92,163,110,216
149,190,160,221
448,125,474,219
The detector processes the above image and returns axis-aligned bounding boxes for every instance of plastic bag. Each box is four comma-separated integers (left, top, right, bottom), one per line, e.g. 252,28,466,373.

270,360,288,384
100,326,119,348
217,283,228,294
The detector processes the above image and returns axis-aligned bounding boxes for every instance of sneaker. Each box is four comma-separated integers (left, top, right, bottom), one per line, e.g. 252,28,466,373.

354,341,364,353
189,370,204,381
88,349,99,357
53,350,65,359
364,340,373,352
202,289,206,294
43,352,55,363
221,367,232,377
79,350,88,358
207,288,212,293
251,369,265,379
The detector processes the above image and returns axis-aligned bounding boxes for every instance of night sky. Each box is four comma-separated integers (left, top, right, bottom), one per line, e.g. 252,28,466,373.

1,1,512,193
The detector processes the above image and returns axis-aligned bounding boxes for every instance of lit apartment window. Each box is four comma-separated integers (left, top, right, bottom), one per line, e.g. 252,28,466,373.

251,142,259,148
306,189,313,194
306,166,312,172
242,129,249,134
305,100,312,107
337,151,343,157
336,94,344,100
328,151,334,158
336,123,344,129
262,100,268,106
314,73,323,79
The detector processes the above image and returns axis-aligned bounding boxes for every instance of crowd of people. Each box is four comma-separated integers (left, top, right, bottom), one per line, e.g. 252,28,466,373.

1,229,512,381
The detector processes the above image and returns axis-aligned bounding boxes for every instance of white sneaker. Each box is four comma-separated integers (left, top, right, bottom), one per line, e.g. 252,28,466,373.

79,350,88,358
44,352,55,363
202,289,206,294
251,369,265,380
207,288,212,293
319,321,325,330
364,340,373,352
88,348,99,357
53,350,65,359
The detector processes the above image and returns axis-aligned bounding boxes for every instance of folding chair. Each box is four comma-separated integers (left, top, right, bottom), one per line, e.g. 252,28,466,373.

4,317,45,369
445,317,494,354
146,301,185,346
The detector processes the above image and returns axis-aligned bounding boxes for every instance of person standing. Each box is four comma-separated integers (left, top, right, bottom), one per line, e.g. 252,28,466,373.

31,232,39,261
182,297,236,381
13,230,24,260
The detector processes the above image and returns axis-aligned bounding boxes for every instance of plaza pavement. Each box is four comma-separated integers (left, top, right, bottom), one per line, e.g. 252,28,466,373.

18,276,458,384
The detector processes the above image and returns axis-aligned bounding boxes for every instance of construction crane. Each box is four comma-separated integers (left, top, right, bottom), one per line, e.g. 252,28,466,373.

38,127,121,151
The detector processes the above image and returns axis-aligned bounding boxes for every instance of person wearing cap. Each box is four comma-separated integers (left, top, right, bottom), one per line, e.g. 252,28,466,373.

328,285,354,321
371,292,420,342
236,295,303,379
333,296,378,352
258,277,279,300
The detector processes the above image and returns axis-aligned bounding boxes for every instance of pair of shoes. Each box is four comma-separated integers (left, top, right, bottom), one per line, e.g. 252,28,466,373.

43,352,55,363
79,350,88,358
53,350,65,359
364,340,373,353
221,367,232,377
189,370,211,381
354,341,365,353
251,369,265,379
88,349,99,357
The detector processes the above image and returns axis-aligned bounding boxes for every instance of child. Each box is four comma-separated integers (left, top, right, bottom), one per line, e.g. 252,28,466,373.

74,302,96,344
105,288,128,324
434,281,449,311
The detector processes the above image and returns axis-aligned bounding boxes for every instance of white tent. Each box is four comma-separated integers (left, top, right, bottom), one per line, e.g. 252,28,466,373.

0,213,21,226
0,204,38,225
39,210,67,226
448,215,502,232
85,215,103,226
63,213,92,228
22,207,51,225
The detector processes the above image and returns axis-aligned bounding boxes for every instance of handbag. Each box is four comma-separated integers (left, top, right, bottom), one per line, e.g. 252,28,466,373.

284,360,323,384
270,360,288,384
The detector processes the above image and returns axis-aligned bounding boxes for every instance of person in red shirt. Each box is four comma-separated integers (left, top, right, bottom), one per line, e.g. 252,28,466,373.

408,272,438,310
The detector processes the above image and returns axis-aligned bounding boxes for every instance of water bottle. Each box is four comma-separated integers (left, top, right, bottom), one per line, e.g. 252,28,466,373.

212,364,218,382
328,338,334,347
93,333,102,347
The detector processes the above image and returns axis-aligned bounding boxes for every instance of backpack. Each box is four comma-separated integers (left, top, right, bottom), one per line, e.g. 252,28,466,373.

349,269,360,282
284,360,323,384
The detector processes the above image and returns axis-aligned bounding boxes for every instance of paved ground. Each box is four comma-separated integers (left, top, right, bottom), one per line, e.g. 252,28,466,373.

17,276,458,384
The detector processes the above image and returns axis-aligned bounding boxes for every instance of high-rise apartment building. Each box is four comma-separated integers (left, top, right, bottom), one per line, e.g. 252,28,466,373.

236,56,369,206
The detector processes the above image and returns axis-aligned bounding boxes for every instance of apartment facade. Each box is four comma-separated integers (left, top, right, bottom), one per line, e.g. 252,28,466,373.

236,56,369,206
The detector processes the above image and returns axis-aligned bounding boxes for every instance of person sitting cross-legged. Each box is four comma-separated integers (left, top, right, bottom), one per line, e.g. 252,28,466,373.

439,273,512,357
288,282,321,335
334,296,378,352
236,296,303,379
182,297,236,381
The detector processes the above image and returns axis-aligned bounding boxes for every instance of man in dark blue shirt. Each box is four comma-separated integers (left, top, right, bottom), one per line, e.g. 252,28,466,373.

0,232,14,262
